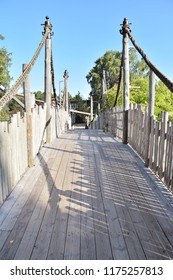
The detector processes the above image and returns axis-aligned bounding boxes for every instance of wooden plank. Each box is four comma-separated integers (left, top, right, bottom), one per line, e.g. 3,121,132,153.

47,138,76,259
88,143,112,260
0,169,48,259
153,121,160,174
80,140,96,260
107,142,148,259
63,142,82,260
0,139,62,259
159,112,168,179
0,230,11,252
31,139,73,259
164,122,171,185
14,169,57,259
149,116,155,169
0,164,43,231
94,142,130,259
109,138,173,259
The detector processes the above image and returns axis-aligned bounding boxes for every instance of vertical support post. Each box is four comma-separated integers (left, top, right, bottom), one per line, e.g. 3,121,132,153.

98,103,101,129
102,70,107,109
148,70,155,117
59,80,63,107
120,18,130,144
44,21,52,144
90,95,93,128
102,69,107,131
145,70,155,166
23,64,33,167
63,70,69,112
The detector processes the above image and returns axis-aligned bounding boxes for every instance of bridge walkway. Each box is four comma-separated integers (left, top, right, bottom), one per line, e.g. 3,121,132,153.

0,128,173,260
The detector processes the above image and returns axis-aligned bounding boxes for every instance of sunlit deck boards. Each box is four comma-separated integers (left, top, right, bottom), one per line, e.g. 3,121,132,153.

0,129,173,260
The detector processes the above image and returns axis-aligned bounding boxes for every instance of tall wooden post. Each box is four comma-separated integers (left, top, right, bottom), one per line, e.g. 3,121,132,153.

23,64,33,167
102,70,107,109
98,102,101,129
148,70,155,117
120,18,130,144
90,95,93,122
63,70,69,112
44,18,52,144
102,70,107,130
145,70,155,166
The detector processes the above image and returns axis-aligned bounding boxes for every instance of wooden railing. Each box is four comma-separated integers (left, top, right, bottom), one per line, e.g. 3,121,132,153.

128,104,172,192
93,104,173,193
0,106,69,205
92,107,123,138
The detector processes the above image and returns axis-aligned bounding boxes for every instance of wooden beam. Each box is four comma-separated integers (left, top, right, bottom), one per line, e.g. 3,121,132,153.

12,96,25,108
70,109,90,116
45,33,52,144
23,63,33,167
121,18,130,144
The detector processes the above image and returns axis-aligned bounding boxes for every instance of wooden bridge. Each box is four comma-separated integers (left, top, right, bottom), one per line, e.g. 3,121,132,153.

0,17,173,260
0,128,173,260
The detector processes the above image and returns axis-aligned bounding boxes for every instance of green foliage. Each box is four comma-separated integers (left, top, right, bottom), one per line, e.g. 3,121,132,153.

86,49,150,113
86,47,173,122
0,104,10,121
71,91,89,112
155,81,173,120
0,34,13,121
8,95,24,114
0,34,12,88
129,48,149,80
86,50,122,106
34,90,44,100
130,77,149,105
70,91,90,123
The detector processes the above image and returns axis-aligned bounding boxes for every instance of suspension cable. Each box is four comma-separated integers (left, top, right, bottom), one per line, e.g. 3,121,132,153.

0,27,50,111
125,28,173,93
114,52,123,107
51,49,58,106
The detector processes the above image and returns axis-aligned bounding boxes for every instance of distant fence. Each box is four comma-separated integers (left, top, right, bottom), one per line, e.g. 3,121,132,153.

0,105,69,205
93,104,173,193
92,107,123,138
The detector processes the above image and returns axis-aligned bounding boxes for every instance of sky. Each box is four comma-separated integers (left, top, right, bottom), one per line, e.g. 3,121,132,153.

0,0,173,99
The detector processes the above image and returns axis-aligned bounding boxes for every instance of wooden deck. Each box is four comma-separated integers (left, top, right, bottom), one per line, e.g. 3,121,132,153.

0,128,173,260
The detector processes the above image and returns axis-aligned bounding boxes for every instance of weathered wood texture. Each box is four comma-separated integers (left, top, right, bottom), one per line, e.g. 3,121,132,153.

93,107,123,138
128,105,173,192
95,104,173,193
0,129,173,260
0,106,69,204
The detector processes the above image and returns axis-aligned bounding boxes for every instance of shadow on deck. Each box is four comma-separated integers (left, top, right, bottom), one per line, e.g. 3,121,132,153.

0,129,173,260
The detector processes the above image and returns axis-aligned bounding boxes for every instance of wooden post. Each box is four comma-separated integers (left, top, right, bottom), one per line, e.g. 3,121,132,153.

23,64,33,167
102,70,107,109
98,102,101,129
121,18,130,144
90,95,93,128
63,70,69,112
44,29,52,144
145,70,155,166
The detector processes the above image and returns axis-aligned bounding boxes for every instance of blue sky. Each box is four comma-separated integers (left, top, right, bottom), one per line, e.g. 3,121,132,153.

0,0,173,99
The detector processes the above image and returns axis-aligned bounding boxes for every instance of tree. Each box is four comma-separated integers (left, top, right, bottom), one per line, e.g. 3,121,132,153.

129,48,149,81
70,91,89,123
34,90,44,100
86,49,149,112
155,81,173,120
86,50,122,107
0,35,12,88
0,34,12,121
